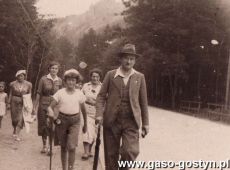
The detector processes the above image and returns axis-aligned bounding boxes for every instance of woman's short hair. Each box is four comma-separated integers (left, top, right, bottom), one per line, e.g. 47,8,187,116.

48,61,60,71
64,69,81,82
89,68,102,78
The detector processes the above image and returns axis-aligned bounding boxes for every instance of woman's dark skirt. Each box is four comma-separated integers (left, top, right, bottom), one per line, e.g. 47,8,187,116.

10,96,24,128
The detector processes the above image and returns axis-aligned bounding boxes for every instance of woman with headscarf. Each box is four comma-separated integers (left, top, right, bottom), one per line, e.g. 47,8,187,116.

81,68,102,160
8,70,32,141
33,61,62,155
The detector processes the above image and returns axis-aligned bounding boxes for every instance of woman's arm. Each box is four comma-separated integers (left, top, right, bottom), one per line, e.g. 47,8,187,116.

5,94,10,110
8,87,12,105
86,96,96,105
33,94,40,115
80,103,87,133
33,78,43,114
28,82,32,94
47,100,58,118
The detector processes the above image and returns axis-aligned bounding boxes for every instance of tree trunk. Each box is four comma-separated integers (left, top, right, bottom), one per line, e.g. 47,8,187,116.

169,74,177,109
197,66,201,100
225,49,230,110
215,70,219,103
160,76,164,106
33,48,46,98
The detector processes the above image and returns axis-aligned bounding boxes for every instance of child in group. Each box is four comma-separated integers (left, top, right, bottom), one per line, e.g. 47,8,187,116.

47,69,87,170
0,81,8,128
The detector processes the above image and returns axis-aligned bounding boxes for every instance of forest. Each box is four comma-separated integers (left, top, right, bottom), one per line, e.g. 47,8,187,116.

1,0,230,110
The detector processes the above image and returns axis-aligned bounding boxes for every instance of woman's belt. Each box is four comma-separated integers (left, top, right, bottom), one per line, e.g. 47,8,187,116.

12,95,22,97
59,112,79,117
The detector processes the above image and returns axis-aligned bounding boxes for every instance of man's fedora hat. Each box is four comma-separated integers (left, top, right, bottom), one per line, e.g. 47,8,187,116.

118,43,141,58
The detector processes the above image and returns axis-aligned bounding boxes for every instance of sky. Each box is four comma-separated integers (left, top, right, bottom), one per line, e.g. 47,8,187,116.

36,0,120,18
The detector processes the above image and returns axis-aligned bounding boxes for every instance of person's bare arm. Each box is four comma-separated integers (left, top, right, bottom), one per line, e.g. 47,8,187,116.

33,94,40,115
80,103,87,133
8,87,12,108
95,72,110,124
47,100,58,118
33,78,43,115
5,94,10,111
29,82,32,94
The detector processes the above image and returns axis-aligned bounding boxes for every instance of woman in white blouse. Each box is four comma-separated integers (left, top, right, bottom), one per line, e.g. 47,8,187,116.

81,68,102,160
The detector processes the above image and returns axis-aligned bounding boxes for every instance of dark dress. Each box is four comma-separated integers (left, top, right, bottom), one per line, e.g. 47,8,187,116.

37,75,62,136
10,80,32,128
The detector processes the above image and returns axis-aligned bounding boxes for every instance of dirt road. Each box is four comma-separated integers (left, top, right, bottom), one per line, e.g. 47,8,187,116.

0,114,101,170
2,107,230,170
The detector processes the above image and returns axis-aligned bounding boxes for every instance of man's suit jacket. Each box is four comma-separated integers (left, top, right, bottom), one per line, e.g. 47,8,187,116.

96,69,149,129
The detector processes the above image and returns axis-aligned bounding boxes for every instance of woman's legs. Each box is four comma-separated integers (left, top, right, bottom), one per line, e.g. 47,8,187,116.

82,141,94,159
12,121,17,135
68,148,76,170
41,133,47,153
61,147,68,170
0,116,3,128
61,147,76,170
15,115,24,141
13,126,16,133
83,142,90,155
89,142,94,156
42,134,47,146
15,124,22,141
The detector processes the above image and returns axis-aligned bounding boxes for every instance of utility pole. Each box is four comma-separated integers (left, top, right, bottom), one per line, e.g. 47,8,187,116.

225,49,230,110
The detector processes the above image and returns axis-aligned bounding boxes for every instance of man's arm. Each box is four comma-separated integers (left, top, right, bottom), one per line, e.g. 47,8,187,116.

139,74,149,137
95,71,110,124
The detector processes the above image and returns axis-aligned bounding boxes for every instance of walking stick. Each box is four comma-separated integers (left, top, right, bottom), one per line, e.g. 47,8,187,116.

48,117,54,170
93,125,101,170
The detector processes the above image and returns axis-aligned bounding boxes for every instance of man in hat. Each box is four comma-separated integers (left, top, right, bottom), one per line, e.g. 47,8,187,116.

96,44,149,170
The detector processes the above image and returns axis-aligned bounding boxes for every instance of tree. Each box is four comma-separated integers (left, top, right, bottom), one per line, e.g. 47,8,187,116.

121,0,229,108
0,0,60,97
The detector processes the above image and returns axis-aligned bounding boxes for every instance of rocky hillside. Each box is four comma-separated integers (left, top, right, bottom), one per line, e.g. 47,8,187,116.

52,0,125,45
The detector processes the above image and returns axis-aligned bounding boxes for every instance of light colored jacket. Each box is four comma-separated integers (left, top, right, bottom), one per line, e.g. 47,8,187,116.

22,93,34,133
96,69,149,129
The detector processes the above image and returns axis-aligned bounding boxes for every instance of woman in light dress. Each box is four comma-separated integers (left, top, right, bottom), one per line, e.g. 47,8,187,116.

81,68,102,160
8,70,32,141
0,81,8,128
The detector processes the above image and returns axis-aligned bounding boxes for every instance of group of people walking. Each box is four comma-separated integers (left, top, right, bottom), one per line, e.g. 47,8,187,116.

0,43,149,170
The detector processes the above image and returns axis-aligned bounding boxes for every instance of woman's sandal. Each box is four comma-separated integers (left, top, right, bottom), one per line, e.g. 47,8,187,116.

14,135,21,141
81,153,89,160
88,152,93,157
47,147,52,156
40,147,47,154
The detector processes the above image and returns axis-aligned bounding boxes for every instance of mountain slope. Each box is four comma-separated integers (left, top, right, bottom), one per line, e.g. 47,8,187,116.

52,0,125,45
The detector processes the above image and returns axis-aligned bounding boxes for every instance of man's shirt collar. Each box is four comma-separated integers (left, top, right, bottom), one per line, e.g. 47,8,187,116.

114,67,136,78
